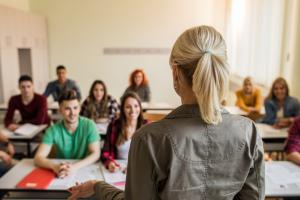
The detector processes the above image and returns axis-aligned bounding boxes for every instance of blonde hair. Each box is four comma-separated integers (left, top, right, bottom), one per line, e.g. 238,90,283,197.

170,26,229,124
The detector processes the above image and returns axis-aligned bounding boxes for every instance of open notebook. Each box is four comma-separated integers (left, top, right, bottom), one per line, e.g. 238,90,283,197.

14,123,40,136
101,160,127,190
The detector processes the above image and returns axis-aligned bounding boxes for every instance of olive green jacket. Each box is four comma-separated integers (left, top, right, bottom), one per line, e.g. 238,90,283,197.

94,104,265,200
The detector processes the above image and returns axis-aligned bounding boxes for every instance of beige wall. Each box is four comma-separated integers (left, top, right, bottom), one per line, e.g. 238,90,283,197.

289,0,300,99
0,4,49,102
280,0,300,99
29,0,227,105
0,0,29,11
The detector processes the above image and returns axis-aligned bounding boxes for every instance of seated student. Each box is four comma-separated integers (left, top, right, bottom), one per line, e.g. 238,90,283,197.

284,116,300,200
101,92,147,172
123,69,151,102
236,76,262,113
0,133,15,177
80,80,119,123
285,116,300,165
262,77,300,128
34,90,100,178
43,65,82,101
4,75,50,131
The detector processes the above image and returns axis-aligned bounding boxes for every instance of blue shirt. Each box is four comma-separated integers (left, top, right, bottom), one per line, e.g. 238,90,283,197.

43,79,81,101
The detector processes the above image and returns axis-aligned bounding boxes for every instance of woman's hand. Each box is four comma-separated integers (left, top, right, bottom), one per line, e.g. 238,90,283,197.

68,180,99,200
7,124,20,132
274,118,292,128
108,160,120,173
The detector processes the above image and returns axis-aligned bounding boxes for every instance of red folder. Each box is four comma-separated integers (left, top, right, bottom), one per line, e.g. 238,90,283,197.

16,168,56,189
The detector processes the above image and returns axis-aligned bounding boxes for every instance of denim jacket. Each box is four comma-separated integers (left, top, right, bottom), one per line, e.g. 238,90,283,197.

262,96,300,125
94,104,265,200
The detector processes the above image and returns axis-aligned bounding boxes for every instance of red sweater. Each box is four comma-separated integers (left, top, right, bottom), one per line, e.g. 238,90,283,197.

4,93,50,127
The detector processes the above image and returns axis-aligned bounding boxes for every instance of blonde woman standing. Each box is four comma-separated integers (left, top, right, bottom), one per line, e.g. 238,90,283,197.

68,26,264,200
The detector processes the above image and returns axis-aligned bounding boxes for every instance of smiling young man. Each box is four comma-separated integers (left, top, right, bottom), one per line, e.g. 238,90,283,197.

4,75,50,131
34,90,100,178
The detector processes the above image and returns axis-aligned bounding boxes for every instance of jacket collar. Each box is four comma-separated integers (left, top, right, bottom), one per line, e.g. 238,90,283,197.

165,104,229,119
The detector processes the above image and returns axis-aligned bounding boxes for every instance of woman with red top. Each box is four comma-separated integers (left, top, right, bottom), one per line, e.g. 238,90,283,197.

101,92,148,172
122,69,151,102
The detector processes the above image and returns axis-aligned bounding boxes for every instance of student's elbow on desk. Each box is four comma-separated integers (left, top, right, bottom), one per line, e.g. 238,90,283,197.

286,152,300,166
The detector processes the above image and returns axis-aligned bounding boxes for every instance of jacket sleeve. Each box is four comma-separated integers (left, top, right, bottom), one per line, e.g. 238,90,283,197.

94,181,124,200
100,122,116,167
235,123,265,200
4,97,16,127
125,135,156,200
144,85,151,102
254,89,263,111
262,100,276,125
73,81,82,100
43,82,52,97
235,91,250,112
293,98,300,116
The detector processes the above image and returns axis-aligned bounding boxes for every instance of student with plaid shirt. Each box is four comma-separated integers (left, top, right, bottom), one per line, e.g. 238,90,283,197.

81,80,119,123
286,116,300,166
100,92,148,172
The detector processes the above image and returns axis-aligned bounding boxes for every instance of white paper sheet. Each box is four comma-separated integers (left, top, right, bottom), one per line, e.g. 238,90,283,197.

14,123,40,136
266,162,300,186
101,160,127,190
49,164,104,189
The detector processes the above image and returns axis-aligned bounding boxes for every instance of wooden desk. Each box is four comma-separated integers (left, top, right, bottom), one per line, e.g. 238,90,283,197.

265,161,300,198
142,102,175,111
1,124,47,157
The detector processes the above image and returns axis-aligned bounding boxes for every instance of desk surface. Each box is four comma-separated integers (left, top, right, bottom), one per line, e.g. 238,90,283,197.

0,159,126,191
0,159,104,191
256,123,288,139
1,124,48,140
224,106,265,116
266,161,300,197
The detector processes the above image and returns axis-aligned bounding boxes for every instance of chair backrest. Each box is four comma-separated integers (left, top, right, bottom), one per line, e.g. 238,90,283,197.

143,110,171,122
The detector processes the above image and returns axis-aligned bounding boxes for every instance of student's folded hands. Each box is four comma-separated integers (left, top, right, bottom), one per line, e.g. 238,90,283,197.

53,162,76,178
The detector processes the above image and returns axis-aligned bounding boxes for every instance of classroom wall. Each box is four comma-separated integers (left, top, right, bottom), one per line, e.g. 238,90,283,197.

29,0,228,105
0,0,29,11
288,0,300,99
0,5,49,102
